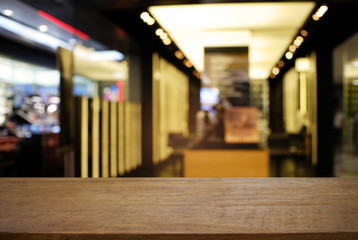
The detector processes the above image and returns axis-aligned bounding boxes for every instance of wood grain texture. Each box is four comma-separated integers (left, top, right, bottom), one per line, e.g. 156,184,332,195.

0,178,358,240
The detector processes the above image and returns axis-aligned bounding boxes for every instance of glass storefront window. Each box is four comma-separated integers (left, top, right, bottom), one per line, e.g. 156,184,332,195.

333,32,358,176
0,55,60,137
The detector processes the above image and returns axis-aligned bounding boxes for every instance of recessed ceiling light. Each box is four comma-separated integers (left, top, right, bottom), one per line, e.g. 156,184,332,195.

301,30,308,37
160,33,168,40
184,59,192,68
163,38,171,45
140,12,150,21
2,9,13,16
289,45,296,52
278,60,285,68
312,4,328,21
312,14,319,21
316,4,328,17
294,39,302,47
140,12,155,25
175,50,184,60
285,52,293,60
272,67,280,75
38,25,48,32
155,28,164,36
147,18,155,25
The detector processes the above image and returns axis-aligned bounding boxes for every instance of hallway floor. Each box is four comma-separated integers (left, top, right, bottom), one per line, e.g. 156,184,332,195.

153,153,316,177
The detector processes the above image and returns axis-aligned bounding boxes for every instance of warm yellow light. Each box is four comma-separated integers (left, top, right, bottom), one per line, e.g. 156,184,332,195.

175,50,184,59
289,45,296,52
140,12,150,20
147,18,155,25
278,60,285,68
286,52,293,60
312,4,328,21
295,57,310,72
312,14,320,21
294,39,302,47
301,30,308,37
163,38,171,45
155,28,164,36
160,32,168,40
296,36,304,42
140,12,155,25
184,59,192,68
316,4,328,17
272,67,280,75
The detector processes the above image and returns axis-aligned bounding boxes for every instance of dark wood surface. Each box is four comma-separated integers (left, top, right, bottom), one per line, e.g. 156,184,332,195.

0,178,358,240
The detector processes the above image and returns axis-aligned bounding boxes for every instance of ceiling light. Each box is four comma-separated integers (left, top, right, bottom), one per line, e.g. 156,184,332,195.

140,12,150,21
285,52,293,60
293,39,302,47
272,67,280,75
140,12,155,25
90,50,125,61
147,18,155,25
184,59,192,68
312,4,328,21
301,30,308,37
295,57,310,72
38,10,89,40
160,32,168,40
293,36,304,47
278,60,285,68
316,4,328,17
149,2,316,78
0,15,72,50
38,25,48,32
312,14,320,21
163,38,171,45
289,45,296,52
296,36,304,42
2,9,13,16
175,50,184,60
155,28,164,36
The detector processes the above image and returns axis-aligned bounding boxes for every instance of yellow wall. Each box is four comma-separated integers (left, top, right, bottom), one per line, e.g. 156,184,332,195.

152,53,189,164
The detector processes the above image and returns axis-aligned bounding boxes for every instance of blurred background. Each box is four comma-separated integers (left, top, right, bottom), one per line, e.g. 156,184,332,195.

0,0,357,178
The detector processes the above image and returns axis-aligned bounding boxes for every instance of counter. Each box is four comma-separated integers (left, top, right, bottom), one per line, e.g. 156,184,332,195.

0,178,357,239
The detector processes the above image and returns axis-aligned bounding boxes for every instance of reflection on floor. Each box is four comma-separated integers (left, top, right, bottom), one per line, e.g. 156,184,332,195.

152,153,316,177
334,147,358,177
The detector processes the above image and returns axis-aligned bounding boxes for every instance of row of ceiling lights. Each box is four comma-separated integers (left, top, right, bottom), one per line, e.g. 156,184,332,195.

270,3,328,79
1,8,89,40
2,8,47,33
140,11,200,79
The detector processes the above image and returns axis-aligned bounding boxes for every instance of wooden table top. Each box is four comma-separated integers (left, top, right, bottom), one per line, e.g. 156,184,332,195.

0,178,358,240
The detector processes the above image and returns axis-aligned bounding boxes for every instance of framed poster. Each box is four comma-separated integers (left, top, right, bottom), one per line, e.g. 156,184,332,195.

224,107,259,143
